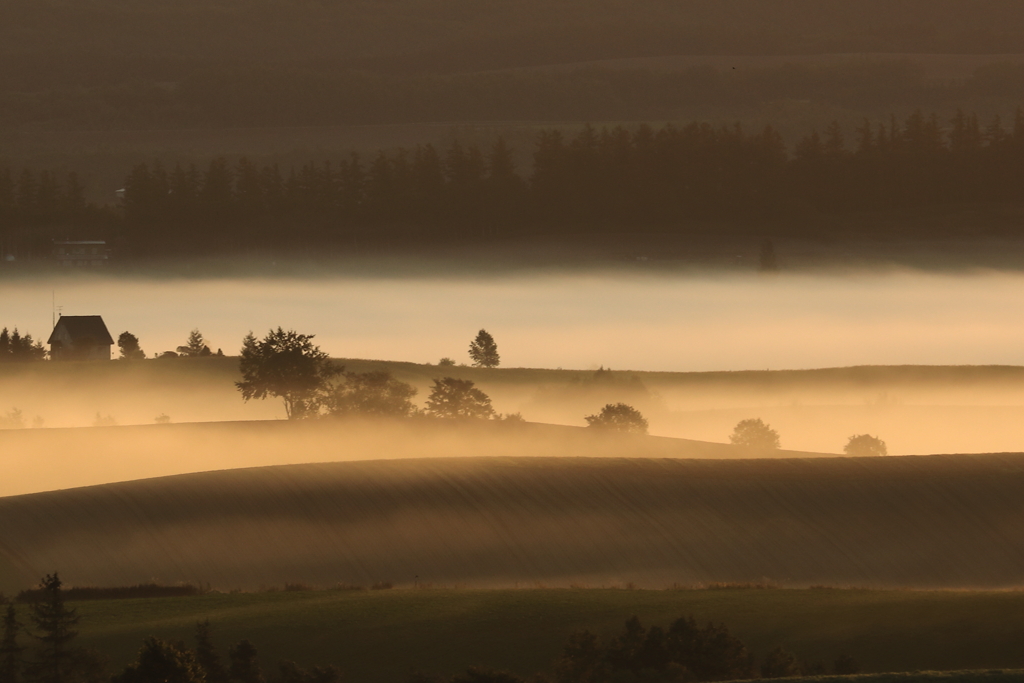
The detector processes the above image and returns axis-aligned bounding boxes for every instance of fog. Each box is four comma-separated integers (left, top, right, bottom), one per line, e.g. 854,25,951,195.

5,267,1024,371
0,420,757,498
3,449,1024,594
5,266,1024,477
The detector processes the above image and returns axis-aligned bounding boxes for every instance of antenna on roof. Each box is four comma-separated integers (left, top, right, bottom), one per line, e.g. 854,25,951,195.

52,291,55,329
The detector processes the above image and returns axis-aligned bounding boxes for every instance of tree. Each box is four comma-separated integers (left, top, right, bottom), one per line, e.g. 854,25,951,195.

844,434,887,457
729,418,780,450
468,330,500,368
177,330,211,357
327,371,417,418
1,409,25,429
117,332,145,361
555,615,753,683
0,329,45,363
111,638,204,683
24,574,79,683
235,329,340,419
760,647,801,679
194,621,226,683
584,403,648,434
227,641,261,683
425,378,494,419
0,604,23,683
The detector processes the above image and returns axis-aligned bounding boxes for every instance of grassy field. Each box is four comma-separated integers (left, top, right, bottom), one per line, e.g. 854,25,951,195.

44,588,1024,683
2,452,1024,595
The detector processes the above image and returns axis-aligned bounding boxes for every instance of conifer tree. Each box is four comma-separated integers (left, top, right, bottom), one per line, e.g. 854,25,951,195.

0,603,23,683
178,330,211,357
194,621,226,683
24,574,79,683
468,329,500,368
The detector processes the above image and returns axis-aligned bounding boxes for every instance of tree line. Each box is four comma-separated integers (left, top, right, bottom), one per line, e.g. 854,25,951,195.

112,108,1024,253
5,108,1024,257
0,329,46,362
0,573,860,683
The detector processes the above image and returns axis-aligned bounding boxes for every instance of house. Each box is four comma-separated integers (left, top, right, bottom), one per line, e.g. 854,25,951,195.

47,316,115,361
53,241,111,267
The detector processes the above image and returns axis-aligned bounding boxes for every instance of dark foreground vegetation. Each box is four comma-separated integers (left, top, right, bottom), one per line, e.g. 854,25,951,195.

6,108,1024,258
4,578,1024,683
0,573,987,683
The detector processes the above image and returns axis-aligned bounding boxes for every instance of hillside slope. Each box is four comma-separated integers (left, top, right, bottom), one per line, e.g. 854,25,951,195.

2,451,1023,593
0,418,825,497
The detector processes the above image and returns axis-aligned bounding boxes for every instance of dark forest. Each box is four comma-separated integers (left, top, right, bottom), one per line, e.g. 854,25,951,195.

3,109,1024,257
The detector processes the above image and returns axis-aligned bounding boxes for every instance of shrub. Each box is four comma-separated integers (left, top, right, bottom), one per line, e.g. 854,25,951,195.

844,434,888,457
112,637,204,683
729,418,780,450
584,403,648,434
425,378,495,419
92,413,117,427
760,646,801,678
327,371,417,418
555,615,753,683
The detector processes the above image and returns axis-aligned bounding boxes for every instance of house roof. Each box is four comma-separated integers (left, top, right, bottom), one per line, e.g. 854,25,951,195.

47,316,115,345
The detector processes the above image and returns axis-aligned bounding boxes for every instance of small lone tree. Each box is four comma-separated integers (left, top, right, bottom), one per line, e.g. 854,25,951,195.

0,604,23,683
584,403,648,434
117,332,145,361
327,371,417,418
468,330,500,368
24,574,79,683
844,434,887,457
177,330,211,357
729,418,780,450
425,378,495,419
236,329,340,419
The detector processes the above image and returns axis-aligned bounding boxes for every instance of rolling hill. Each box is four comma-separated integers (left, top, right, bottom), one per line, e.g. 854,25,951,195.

2,445,1023,595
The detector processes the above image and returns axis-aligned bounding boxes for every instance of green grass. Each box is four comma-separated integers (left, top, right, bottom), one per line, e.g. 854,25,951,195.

57,588,1024,683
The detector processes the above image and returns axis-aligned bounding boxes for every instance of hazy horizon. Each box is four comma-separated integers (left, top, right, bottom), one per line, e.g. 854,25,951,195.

5,266,1024,372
